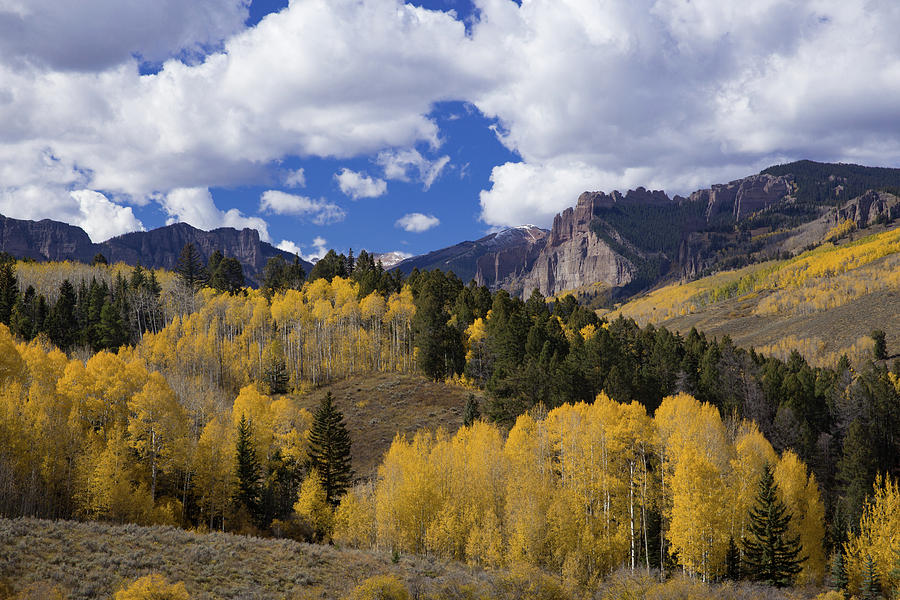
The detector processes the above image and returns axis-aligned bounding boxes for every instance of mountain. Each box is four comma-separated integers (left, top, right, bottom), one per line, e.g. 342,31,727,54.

393,161,900,301
0,216,312,287
392,224,549,285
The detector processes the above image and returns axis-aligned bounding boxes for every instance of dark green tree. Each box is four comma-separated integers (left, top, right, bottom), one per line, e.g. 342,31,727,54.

872,330,887,360
307,392,353,506
234,414,263,525
0,260,18,326
725,535,741,581
308,249,347,282
48,279,78,351
175,243,207,291
830,552,848,597
91,252,108,266
209,255,245,294
463,393,480,427
263,341,290,395
261,255,305,298
741,463,804,587
859,554,882,600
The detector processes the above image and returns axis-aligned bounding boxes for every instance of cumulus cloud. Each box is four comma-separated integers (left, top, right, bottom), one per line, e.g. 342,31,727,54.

259,190,345,225
276,240,302,255
304,236,329,262
0,186,144,242
377,149,450,190
395,213,440,233
284,168,306,188
162,187,271,241
334,168,387,199
3,0,900,233
0,0,250,71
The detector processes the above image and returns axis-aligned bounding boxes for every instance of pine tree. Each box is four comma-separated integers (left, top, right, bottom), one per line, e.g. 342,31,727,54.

872,330,887,361
234,414,263,524
175,243,207,291
0,260,18,326
860,554,883,600
831,552,849,597
725,535,742,580
742,463,805,587
307,392,353,506
463,393,480,427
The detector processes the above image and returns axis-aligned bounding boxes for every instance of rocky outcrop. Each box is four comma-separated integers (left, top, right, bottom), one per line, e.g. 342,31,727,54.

0,215,309,287
510,192,644,297
0,215,96,262
690,173,792,221
831,190,900,227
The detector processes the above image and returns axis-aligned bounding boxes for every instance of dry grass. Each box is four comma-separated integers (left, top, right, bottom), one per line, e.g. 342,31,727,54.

295,373,484,479
0,517,493,600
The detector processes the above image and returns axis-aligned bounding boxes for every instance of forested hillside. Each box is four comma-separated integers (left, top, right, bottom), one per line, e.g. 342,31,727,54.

0,242,897,598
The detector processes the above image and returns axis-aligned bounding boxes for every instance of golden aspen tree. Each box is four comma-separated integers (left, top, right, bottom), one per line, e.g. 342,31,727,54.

127,371,189,500
504,411,554,568
374,431,441,554
656,393,731,580
774,450,826,583
194,417,235,530
231,385,274,459
295,470,334,541
79,427,154,524
843,475,900,594
0,324,24,384
333,483,376,548
729,421,777,543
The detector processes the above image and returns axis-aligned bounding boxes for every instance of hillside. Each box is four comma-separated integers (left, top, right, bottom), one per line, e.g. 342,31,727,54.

295,373,482,479
610,222,900,366
0,518,492,600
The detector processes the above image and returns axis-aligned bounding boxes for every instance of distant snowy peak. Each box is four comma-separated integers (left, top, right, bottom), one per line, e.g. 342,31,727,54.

373,251,413,268
484,224,548,247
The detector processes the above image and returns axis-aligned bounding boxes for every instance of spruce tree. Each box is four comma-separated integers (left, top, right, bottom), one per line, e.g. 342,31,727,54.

234,414,263,524
725,535,741,581
175,243,207,291
463,393,480,427
741,463,804,587
831,552,848,597
872,330,887,360
307,392,353,506
860,554,882,600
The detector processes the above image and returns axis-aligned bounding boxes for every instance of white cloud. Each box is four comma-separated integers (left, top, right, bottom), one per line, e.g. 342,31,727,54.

304,236,329,262
0,186,144,242
284,168,306,188
259,190,345,225
2,0,900,233
377,149,450,190
395,213,440,233
0,0,250,70
276,240,302,255
69,190,145,242
334,168,387,199
162,187,271,241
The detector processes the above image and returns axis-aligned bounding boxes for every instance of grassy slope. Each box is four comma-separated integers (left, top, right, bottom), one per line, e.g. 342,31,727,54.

0,518,493,600
295,373,482,479
610,225,900,365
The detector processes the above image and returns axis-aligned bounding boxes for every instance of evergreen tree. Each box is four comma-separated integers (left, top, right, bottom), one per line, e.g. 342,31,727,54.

725,536,741,581
463,393,480,427
307,392,353,506
234,414,263,524
48,279,78,351
175,243,207,291
91,252,108,266
741,463,804,587
860,554,883,600
209,255,245,294
0,260,18,325
831,552,849,597
872,330,888,361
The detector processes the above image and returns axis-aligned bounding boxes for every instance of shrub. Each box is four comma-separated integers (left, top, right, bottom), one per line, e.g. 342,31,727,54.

344,575,410,600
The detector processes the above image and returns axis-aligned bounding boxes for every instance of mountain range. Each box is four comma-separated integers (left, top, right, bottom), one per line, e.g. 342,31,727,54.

0,217,312,287
3,160,899,297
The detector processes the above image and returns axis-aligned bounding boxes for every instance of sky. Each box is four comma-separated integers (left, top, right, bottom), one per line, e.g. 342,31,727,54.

2,0,900,262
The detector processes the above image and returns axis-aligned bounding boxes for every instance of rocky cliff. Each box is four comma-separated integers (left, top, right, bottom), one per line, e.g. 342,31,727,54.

0,215,309,287
687,173,793,221
830,190,900,227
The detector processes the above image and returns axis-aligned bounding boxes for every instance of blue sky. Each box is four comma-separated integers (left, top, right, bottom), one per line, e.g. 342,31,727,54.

1,0,899,261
